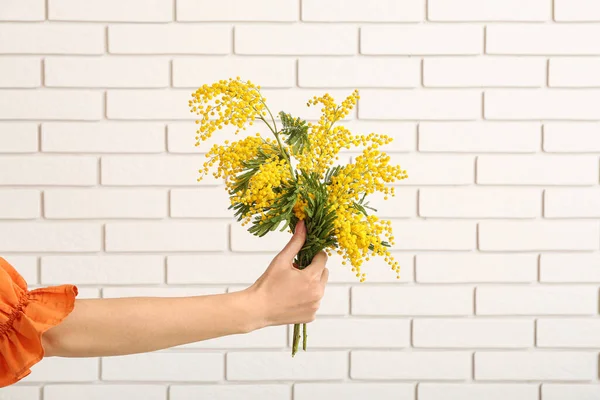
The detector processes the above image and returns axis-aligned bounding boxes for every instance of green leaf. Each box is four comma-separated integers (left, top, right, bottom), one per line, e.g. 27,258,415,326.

278,111,310,155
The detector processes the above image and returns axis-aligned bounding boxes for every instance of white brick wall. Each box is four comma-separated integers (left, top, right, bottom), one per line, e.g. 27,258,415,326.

1,0,599,398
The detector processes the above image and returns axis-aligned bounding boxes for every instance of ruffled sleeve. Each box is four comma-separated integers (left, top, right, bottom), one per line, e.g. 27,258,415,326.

0,257,77,387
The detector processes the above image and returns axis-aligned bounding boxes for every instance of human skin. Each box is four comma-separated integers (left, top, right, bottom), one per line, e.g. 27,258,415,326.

41,221,328,357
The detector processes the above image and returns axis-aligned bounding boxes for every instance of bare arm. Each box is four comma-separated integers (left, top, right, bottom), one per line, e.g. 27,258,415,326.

42,221,329,358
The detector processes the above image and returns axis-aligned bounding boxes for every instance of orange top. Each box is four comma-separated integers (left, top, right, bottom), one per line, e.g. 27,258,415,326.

0,257,77,387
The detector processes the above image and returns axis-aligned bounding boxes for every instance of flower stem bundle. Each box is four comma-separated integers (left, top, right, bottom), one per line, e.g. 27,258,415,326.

190,78,408,356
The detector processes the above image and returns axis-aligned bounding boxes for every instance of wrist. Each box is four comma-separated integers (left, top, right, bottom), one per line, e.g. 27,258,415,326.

234,287,269,334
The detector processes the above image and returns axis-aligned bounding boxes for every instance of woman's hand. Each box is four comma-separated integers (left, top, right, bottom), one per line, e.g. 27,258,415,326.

245,221,329,329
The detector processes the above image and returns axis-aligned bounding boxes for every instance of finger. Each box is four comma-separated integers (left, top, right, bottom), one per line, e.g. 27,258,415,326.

278,220,306,261
320,267,329,285
304,251,327,277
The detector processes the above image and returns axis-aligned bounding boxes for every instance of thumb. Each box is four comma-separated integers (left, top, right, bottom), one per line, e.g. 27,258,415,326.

279,220,306,261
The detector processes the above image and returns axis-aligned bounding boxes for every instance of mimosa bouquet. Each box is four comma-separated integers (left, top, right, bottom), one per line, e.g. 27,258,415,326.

189,78,408,356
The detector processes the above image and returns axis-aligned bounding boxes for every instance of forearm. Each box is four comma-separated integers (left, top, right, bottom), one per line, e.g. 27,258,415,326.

42,289,264,357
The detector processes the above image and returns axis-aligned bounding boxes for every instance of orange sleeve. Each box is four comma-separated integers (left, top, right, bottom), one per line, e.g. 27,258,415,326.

0,257,78,387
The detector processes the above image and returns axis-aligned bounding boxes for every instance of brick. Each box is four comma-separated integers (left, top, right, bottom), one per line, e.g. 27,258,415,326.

327,253,414,283
170,385,290,400
44,385,166,400
103,287,225,298
318,286,349,316
538,318,600,348
109,25,230,54
107,90,195,120
0,0,44,20
545,188,600,218
419,384,539,400
424,57,545,87
304,318,409,348
304,0,421,21
2,255,38,283
544,123,600,152
414,319,533,348
365,188,417,218
173,57,295,88
361,25,482,55
74,288,100,299
385,154,474,185
42,122,165,153
555,0,600,21
170,188,232,218
429,0,550,21
550,58,600,87
0,386,40,400
168,254,271,284
299,57,419,88
295,383,414,400
261,89,358,121
417,254,537,283
101,155,220,186
475,351,597,380
230,223,290,252
23,358,98,382
419,122,540,153
479,221,600,251
49,0,172,21
227,351,347,380
476,286,598,315
359,90,481,120
340,121,416,152
105,222,227,252
45,189,167,219
0,24,104,54
352,286,473,316
0,189,40,219
235,25,357,55
477,155,598,185
102,353,223,382
178,0,297,21
183,325,286,349
167,122,260,153
41,255,164,285
391,220,476,250
487,25,600,55
0,223,100,252
45,57,169,88
0,156,97,185
352,351,471,380
0,90,103,120
542,384,600,400
487,89,600,120
420,188,540,218
541,254,600,282
0,123,38,153
0,57,41,87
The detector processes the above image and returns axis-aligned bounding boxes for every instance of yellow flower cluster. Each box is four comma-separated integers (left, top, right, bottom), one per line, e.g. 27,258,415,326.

292,196,308,220
329,146,408,281
189,77,266,144
190,80,408,282
242,157,292,221
200,136,265,182
296,90,360,177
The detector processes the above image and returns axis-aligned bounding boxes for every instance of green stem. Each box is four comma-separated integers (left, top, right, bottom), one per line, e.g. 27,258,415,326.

302,323,307,351
292,323,301,357
254,106,296,180
291,246,320,356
